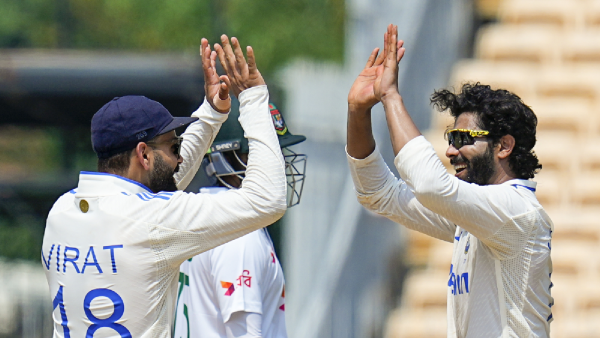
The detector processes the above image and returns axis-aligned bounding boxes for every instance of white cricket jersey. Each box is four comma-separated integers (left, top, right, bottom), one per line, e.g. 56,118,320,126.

173,187,287,338
347,136,553,338
42,86,287,338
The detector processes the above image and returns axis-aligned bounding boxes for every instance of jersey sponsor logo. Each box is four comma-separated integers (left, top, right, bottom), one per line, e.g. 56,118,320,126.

220,270,253,296
236,270,252,287
279,286,285,311
448,264,470,295
42,244,123,274
464,236,470,254
220,281,236,296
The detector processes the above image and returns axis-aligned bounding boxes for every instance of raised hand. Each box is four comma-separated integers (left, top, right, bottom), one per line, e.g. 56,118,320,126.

214,35,266,97
347,47,386,112
201,38,231,113
347,24,405,112
374,24,405,102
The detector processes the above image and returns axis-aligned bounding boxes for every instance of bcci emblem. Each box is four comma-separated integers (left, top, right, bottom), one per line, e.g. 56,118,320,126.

269,103,288,136
464,236,471,254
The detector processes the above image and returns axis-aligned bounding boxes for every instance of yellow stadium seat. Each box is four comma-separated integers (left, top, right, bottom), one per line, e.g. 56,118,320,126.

405,231,439,267
584,1,600,28
527,98,593,133
476,24,560,64
548,207,600,243
571,172,600,205
385,308,447,338
536,65,600,101
551,241,600,278
499,0,584,30
534,170,568,207
550,275,580,316
450,60,538,101
535,131,578,174
427,243,454,271
401,271,449,310
580,137,600,170
563,29,600,63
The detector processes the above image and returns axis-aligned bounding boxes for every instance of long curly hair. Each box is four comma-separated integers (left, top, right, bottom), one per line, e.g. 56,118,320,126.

430,83,541,179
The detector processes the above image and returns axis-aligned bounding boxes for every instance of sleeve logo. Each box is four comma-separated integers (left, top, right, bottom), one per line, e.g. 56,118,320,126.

220,270,253,296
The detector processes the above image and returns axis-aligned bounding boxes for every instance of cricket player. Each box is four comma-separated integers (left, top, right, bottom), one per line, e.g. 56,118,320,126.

173,102,306,338
346,25,552,337
41,36,287,337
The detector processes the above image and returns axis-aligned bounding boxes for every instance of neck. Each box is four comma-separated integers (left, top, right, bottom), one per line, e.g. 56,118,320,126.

489,159,517,184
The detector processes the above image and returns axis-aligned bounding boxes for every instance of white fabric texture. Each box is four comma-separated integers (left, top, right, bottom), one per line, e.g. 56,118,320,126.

347,136,553,338
173,188,287,338
42,86,287,338
225,312,263,338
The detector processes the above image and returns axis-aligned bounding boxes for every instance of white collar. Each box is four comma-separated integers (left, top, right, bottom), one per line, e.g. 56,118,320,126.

75,171,153,197
502,178,536,192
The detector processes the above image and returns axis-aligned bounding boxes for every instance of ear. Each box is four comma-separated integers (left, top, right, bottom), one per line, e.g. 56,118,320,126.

134,143,152,170
497,135,515,159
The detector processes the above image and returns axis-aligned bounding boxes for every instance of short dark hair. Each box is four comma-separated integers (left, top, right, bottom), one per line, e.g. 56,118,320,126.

430,83,542,179
97,149,134,175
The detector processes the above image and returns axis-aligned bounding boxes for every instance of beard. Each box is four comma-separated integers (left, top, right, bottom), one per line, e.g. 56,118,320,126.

451,144,496,185
148,153,179,193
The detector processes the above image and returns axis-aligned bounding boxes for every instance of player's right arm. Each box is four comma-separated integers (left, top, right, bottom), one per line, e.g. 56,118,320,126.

347,146,456,242
346,37,455,242
129,36,286,263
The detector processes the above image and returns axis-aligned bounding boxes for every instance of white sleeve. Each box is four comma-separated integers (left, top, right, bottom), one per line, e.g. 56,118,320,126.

225,312,262,338
142,85,287,266
347,145,456,242
395,136,534,241
210,235,264,323
175,98,229,190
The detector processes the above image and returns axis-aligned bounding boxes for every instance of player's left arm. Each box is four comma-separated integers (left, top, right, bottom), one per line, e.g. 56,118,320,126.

175,38,231,190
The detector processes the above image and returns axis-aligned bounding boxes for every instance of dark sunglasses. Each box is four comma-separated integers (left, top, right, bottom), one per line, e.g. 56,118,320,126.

147,136,183,158
446,129,490,149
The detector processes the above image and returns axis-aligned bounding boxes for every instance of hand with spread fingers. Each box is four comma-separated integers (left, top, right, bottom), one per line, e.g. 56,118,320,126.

347,24,405,112
201,38,231,113
373,24,405,102
214,35,266,97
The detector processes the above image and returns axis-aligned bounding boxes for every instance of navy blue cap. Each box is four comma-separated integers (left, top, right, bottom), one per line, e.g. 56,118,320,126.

91,96,198,159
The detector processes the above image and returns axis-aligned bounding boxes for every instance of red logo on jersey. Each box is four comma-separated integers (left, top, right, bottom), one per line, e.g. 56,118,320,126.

236,270,252,287
279,286,285,311
271,251,275,263
220,281,235,296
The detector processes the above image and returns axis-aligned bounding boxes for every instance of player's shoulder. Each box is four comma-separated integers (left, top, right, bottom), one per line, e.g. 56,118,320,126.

48,188,78,216
100,190,182,209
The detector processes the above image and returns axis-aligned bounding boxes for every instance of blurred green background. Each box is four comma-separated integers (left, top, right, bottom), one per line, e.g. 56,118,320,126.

0,0,345,261
0,0,344,74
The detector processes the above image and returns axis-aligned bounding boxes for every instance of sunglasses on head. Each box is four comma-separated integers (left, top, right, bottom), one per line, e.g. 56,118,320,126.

446,129,490,149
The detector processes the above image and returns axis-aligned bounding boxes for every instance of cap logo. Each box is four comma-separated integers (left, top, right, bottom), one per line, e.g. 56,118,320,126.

136,131,148,140
269,104,288,136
